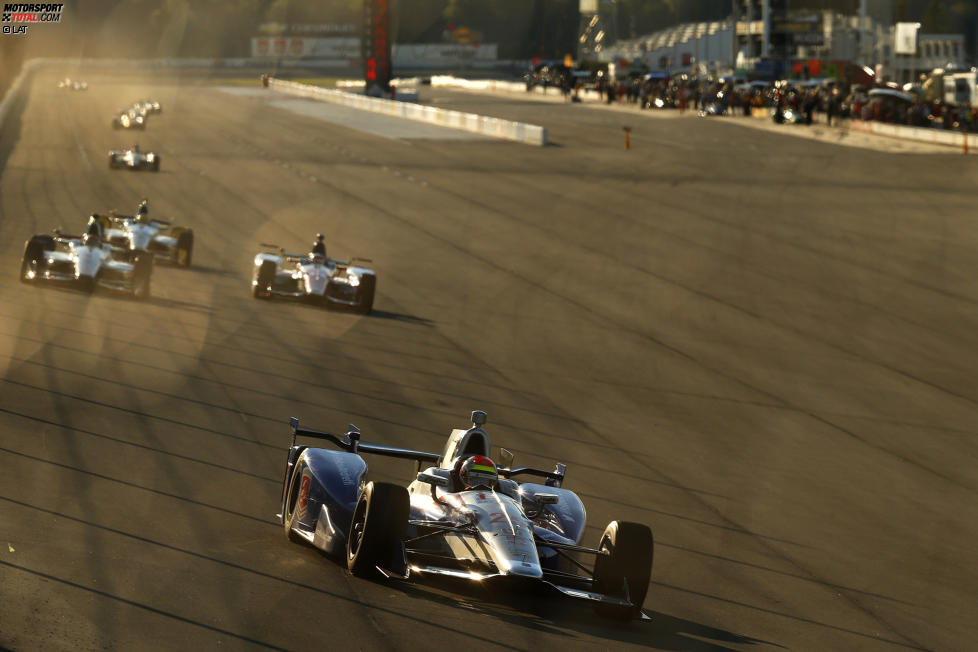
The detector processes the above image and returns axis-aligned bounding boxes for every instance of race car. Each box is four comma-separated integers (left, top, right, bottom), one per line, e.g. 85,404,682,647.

108,146,160,171
252,244,376,313
280,411,654,620
136,99,162,114
112,109,146,130
57,78,88,90
20,231,152,299
96,212,193,267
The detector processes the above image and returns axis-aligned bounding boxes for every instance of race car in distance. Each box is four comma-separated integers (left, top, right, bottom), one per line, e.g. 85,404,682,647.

112,108,146,130
252,244,376,313
96,211,193,267
57,78,88,90
108,146,160,171
136,99,162,114
20,231,152,299
280,411,654,620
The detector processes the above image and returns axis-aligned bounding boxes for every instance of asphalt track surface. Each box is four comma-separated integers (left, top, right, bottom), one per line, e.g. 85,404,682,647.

1,68,977,651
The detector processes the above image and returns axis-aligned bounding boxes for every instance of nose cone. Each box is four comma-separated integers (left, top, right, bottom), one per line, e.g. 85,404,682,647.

304,267,329,296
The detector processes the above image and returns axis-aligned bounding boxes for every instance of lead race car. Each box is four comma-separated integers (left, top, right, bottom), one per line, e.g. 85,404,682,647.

280,411,654,619
252,243,376,314
20,231,153,299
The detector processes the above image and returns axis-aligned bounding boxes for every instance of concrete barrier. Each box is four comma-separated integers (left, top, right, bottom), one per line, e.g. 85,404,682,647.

848,119,977,151
268,77,547,146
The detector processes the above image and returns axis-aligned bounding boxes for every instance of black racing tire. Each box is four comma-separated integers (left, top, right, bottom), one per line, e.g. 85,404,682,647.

152,156,161,172
354,275,375,314
112,120,121,130
283,463,308,544
131,254,153,300
346,481,409,578
592,521,653,620
108,155,117,169
20,235,53,283
253,260,276,298
175,231,193,267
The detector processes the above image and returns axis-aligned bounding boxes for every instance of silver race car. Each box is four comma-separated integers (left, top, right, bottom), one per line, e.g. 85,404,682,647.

108,146,160,171
95,212,193,267
20,231,152,299
252,244,376,313
111,108,146,130
280,411,654,619
57,78,88,90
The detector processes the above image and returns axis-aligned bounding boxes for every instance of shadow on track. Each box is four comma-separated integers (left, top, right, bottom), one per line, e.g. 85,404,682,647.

367,309,435,326
371,574,778,650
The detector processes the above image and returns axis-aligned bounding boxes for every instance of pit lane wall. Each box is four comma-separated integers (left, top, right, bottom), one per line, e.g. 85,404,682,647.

847,119,977,151
267,78,548,146
0,59,548,148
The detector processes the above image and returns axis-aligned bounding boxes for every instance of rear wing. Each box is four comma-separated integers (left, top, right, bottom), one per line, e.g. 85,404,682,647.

498,464,566,488
289,417,441,466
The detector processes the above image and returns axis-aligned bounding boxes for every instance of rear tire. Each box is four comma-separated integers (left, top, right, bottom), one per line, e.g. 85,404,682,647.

592,521,653,620
175,231,193,267
152,156,161,172
354,275,375,314
253,260,276,298
346,482,409,578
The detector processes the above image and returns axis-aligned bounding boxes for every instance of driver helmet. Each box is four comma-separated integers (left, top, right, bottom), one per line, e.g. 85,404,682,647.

82,232,100,248
311,253,325,266
136,200,150,222
133,144,141,152
458,455,498,490
316,233,324,242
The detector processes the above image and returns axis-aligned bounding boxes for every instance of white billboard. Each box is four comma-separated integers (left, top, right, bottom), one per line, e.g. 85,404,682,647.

251,37,359,59
894,22,919,55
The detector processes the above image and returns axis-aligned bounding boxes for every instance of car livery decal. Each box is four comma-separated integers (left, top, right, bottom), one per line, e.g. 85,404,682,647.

296,472,311,521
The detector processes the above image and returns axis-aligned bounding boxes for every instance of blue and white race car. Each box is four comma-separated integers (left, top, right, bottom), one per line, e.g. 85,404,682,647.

280,411,654,619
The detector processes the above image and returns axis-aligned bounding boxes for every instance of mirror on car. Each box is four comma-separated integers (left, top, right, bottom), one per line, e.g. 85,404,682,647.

498,447,514,469
417,471,448,487
534,493,560,505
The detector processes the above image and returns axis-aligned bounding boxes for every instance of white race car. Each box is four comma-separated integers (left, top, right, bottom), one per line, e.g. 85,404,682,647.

281,411,654,619
252,244,376,313
20,232,152,299
108,147,160,171
57,78,88,90
112,109,146,130
97,212,194,267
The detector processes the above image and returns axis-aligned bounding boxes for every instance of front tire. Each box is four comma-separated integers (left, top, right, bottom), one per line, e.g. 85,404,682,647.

592,521,653,620
346,481,409,578
20,236,53,283
354,275,375,314
253,260,276,298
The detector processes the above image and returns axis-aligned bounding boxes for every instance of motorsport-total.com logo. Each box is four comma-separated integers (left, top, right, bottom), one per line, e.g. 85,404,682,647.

2,3,64,35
